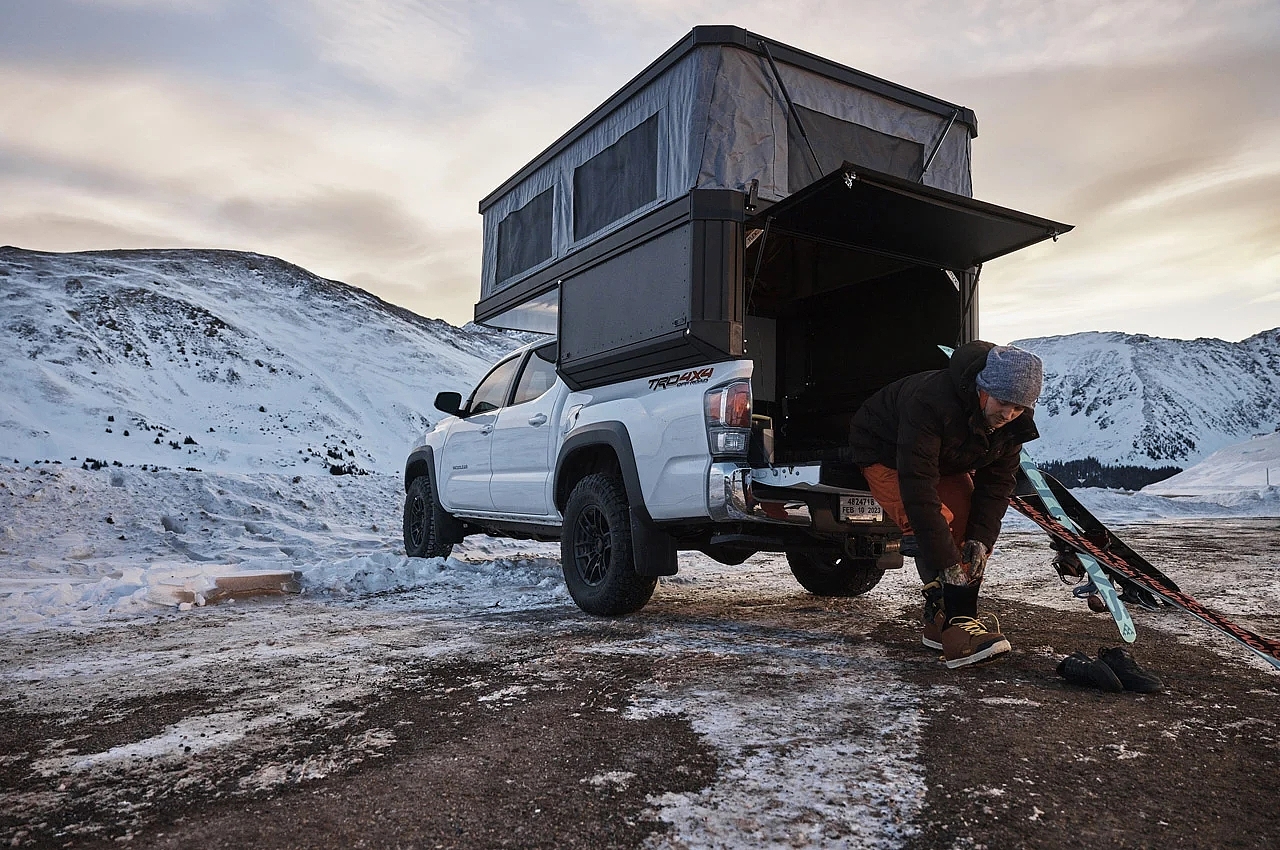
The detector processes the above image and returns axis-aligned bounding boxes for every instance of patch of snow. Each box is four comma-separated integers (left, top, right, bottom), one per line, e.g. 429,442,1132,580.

979,696,1042,707
34,712,250,775
582,770,636,790
1102,743,1145,760
476,685,532,703
622,639,926,850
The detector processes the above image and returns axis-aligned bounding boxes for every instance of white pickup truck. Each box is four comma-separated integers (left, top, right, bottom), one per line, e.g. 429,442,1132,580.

401,26,1069,616
403,340,903,615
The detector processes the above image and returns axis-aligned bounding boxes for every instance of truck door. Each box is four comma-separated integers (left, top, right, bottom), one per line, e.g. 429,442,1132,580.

491,343,561,515
438,354,522,512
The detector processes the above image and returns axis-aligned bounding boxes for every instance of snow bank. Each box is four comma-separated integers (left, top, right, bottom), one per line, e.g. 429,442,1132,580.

1144,431,1280,497
1001,484,1280,534
0,565,298,624
0,463,565,629
299,551,568,609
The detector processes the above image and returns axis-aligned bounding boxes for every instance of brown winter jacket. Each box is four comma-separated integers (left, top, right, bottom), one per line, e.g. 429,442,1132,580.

847,341,1039,576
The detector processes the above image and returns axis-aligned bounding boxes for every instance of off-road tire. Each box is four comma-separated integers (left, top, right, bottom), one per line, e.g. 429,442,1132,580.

403,474,454,559
561,473,657,616
785,550,884,597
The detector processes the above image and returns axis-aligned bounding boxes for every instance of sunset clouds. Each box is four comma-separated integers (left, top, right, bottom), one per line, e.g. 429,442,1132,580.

1,0,1276,340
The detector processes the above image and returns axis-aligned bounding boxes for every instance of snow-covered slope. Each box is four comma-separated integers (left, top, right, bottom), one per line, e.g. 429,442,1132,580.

1014,330,1280,467
4,245,1276,480
0,247,529,474
1143,431,1280,496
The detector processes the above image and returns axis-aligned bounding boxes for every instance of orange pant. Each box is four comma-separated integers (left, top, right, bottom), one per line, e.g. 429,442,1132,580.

861,463,973,551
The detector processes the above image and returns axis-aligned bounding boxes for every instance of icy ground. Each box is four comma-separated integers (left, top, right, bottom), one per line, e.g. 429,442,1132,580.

2,463,1278,847
3,462,1276,630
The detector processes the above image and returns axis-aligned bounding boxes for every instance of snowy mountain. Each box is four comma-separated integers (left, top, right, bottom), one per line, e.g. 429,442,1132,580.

3,245,1276,479
1014,330,1280,468
1143,431,1280,496
0,247,530,474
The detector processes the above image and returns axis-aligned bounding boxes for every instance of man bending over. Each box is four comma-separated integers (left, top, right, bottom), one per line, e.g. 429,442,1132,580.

848,342,1043,668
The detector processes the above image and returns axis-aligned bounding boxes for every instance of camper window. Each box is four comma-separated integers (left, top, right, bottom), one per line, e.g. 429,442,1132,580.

497,187,554,283
572,113,659,241
787,106,924,191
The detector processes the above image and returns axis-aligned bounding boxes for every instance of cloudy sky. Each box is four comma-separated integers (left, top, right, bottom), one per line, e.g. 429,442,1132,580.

2,0,1277,343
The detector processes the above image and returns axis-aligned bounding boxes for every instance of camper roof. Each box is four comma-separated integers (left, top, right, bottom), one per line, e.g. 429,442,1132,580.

479,26,977,213
476,25,984,315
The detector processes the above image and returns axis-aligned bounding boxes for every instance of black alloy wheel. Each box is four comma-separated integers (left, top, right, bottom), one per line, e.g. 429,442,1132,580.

572,504,612,586
560,472,656,616
403,474,454,559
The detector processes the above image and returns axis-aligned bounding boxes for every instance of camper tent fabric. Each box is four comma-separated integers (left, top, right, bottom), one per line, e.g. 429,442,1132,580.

479,42,972,302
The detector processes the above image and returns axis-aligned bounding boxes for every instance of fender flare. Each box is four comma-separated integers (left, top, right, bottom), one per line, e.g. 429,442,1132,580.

554,423,677,577
404,446,435,492
554,422,647,518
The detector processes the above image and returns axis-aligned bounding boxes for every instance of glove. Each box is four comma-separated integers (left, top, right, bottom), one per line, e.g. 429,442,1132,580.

961,540,989,582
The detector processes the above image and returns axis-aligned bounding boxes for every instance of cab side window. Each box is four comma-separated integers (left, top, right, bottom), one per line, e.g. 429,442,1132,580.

510,345,559,406
467,356,522,415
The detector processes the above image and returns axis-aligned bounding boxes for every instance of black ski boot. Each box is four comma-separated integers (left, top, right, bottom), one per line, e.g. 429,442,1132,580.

1098,646,1164,693
1056,650,1123,692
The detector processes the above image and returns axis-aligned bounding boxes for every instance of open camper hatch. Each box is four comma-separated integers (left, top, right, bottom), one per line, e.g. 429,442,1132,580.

474,25,1070,478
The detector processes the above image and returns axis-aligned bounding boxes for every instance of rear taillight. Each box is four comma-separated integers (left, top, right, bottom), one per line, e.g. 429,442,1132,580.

705,380,752,456
705,381,751,427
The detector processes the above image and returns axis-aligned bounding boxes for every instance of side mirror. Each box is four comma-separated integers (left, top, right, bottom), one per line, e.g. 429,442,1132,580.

434,391,463,417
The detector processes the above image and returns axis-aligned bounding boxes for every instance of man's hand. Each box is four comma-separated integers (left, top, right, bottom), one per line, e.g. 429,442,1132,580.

961,540,989,582
942,540,990,586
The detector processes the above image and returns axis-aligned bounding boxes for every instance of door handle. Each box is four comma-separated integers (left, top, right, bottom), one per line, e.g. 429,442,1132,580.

528,413,548,426
480,425,494,435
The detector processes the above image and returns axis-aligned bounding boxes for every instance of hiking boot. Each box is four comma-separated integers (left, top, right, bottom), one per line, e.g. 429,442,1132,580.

940,614,1011,669
921,580,945,650
1098,646,1163,693
1056,650,1123,692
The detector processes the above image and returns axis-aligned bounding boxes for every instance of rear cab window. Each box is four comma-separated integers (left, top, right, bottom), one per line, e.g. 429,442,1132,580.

510,343,559,406
467,355,523,415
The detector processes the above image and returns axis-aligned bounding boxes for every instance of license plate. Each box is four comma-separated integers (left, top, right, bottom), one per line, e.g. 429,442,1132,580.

840,495,883,522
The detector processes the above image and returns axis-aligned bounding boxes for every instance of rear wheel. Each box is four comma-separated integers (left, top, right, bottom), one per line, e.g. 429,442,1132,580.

403,474,454,559
785,550,884,597
561,473,656,616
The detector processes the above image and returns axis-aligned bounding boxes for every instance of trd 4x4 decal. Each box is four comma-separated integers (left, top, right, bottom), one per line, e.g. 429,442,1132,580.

648,368,714,390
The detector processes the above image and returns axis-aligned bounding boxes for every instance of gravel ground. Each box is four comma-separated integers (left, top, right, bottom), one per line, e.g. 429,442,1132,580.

2,518,1278,849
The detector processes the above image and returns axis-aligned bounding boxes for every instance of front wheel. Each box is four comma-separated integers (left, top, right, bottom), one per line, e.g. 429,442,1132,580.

786,550,884,597
561,473,656,616
403,474,454,559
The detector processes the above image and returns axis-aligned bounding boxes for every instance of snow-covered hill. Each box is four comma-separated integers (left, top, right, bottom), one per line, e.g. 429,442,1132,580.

1143,431,1280,496
0,247,530,474
1014,330,1280,468
4,246,1276,479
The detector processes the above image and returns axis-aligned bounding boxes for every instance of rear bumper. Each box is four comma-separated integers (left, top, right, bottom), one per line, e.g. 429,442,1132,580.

707,461,812,525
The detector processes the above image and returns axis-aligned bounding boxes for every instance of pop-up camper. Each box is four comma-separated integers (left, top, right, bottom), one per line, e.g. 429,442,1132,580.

474,25,1069,465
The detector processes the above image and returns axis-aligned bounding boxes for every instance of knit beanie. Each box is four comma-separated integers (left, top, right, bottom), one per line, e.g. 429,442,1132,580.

975,345,1043,408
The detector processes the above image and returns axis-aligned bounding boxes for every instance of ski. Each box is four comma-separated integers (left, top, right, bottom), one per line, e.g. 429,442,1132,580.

1031,470,1181,594
1010,466,1280,672
1016,452,1137,643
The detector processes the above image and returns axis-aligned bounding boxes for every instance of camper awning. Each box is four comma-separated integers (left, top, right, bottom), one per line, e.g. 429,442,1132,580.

749,164,1072,270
